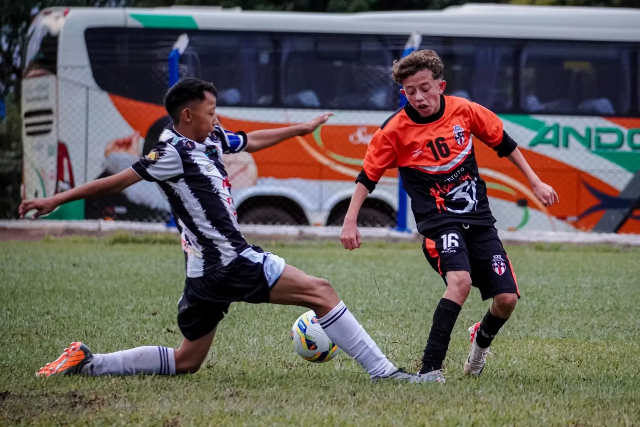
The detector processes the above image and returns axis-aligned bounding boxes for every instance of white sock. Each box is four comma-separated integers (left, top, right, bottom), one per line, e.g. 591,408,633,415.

86,346,176,376
318,301,396,378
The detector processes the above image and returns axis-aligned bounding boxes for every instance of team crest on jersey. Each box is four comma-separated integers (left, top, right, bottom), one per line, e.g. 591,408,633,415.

492,255,507,275
146,149,160,163
453,125,465,146
205,162,214,172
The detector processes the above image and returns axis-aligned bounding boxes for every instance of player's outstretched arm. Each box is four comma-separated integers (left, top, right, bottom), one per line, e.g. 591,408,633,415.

340,183,369,250
19,168,142,219
507,147,559,207
244,113,333,153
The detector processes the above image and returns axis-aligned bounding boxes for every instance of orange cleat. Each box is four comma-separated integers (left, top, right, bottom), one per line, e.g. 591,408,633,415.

36,342,93,377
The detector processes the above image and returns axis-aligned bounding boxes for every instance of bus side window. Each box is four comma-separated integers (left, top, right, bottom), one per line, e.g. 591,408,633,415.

192,32,276,107
422,38,515,113
520,42,631,116
281,34,400,110
85,28,276,108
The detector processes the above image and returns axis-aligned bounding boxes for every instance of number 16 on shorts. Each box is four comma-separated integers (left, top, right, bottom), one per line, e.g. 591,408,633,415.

441,233,459,254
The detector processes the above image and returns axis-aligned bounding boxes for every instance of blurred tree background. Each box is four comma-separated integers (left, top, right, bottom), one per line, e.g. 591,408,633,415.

0,0,638,218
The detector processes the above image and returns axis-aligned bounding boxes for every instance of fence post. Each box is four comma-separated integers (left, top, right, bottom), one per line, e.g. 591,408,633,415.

166,34,189,228
395,32,422,233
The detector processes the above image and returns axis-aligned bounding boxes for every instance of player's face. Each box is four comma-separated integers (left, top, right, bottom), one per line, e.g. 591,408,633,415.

182,91,217,143
400,69,446,117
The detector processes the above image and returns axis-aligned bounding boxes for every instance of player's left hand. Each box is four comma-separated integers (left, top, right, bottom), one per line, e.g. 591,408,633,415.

532,181,559,207
19,197,58,219
297,113,334,135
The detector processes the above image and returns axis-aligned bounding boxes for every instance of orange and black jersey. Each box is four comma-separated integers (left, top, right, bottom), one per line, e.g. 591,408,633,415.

357,95,517,234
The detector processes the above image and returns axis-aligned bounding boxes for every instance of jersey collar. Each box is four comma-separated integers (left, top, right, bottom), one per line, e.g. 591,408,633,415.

403,95,445,124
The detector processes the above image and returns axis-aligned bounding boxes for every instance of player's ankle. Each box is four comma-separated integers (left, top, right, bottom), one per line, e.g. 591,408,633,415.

419,364,442,375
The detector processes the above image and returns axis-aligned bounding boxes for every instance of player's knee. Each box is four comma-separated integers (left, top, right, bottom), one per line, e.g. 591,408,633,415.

494,293,518,312
175,358,203,374
447,271,472,294
174,348,205,374
313,278,337,299
310,278,339,311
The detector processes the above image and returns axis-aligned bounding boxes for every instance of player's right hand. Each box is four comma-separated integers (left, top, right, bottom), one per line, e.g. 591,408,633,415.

19,198,58,219
341,222,361,250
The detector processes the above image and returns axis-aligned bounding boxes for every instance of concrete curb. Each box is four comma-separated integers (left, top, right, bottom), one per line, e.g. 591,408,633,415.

1,220,639,246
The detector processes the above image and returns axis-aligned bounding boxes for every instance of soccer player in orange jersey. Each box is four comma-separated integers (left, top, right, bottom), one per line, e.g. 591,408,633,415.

341,50,559,382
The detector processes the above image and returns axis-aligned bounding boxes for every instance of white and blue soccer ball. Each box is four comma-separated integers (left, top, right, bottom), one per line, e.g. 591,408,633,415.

291,310,340,363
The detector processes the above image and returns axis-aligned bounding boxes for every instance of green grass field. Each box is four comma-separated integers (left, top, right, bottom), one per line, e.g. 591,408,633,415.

1,236,639,426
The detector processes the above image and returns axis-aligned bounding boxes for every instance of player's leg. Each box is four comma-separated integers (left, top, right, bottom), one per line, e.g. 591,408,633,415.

464,225,520,375
269,264,414,381
89,325,218,376
36,341,181,377
36,285,227,377
174,328,217,374
418,225,471,382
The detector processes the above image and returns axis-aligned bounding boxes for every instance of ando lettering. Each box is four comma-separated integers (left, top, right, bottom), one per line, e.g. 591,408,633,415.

528,125,640,150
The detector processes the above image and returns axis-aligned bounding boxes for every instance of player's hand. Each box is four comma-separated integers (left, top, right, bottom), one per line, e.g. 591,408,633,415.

19,198,58,219
341,221,361,250
297,113,334,136
532,181,559,207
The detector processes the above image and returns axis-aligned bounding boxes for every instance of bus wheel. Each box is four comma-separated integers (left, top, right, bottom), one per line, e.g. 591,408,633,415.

327,205,395,228
357,206,395,227
238,206,298,226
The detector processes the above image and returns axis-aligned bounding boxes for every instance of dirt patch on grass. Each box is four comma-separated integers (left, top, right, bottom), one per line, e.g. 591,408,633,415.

0,390,106,423
164,415,182,427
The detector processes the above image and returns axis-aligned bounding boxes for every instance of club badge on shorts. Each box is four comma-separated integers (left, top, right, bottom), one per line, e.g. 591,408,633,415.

492,255,507,275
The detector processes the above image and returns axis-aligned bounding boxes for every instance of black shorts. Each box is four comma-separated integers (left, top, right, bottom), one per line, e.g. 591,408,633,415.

422,223,520,301
177,246,286,341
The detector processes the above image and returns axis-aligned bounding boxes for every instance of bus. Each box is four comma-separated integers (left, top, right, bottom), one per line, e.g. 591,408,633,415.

22,4,640,233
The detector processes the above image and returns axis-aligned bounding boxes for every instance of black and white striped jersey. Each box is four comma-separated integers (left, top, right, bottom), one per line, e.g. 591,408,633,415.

131,125,250,278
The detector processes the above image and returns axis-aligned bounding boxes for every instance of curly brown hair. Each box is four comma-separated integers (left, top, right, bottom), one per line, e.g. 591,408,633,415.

392,50,444,84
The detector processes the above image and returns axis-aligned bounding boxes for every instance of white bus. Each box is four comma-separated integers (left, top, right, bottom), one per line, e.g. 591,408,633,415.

22,4,640,233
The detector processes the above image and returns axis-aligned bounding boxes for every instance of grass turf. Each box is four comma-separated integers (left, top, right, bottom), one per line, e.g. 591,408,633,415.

0,238,639,425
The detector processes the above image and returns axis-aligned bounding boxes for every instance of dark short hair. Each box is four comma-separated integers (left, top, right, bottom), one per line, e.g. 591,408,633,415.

164,78,218,124
392,50,444,84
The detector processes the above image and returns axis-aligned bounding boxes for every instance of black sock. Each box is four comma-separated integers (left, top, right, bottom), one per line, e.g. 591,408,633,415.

420,298,462,374
476,310,509,349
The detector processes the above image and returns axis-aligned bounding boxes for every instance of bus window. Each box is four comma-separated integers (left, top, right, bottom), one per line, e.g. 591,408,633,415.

421,38,515,113
188,33,275,106
86,28,177,105
521,42,631,115
85,29,275,107
281,34,402,110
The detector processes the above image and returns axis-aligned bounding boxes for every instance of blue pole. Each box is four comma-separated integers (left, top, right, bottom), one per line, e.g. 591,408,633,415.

395,33,421,233
169,49,180,87
166,34,189,228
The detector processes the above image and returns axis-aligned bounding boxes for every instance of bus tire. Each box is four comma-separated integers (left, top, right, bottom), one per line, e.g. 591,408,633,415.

239,206,298,225
326,201,396,228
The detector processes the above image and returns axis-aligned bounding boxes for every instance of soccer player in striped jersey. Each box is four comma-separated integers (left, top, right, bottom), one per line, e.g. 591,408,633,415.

341,50,559,382
21,78,420,382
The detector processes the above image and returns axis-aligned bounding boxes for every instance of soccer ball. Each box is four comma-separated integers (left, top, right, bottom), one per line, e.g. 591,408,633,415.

291,310,340,363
